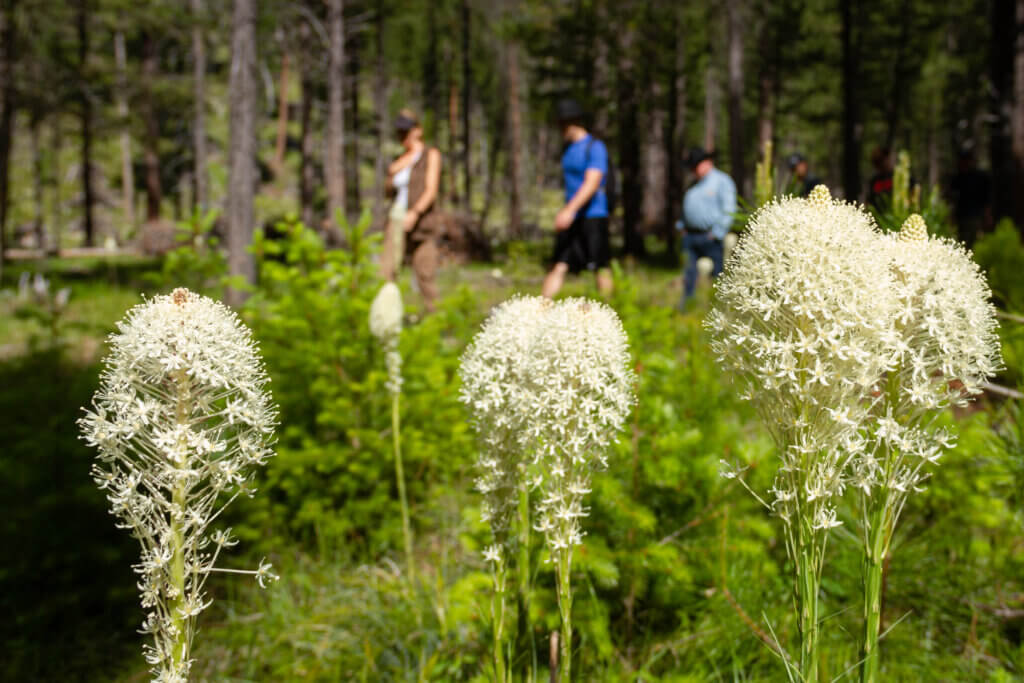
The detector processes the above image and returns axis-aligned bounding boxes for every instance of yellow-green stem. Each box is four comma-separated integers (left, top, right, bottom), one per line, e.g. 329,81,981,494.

796,526,820,682
862,490,891,683
492,561,508,682
555,546,573,683
517,482,536,681
391,389,414,581
171,370,190,672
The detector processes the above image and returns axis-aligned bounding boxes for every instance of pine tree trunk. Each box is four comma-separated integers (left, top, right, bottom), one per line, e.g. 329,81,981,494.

226,0,258,305
375,0,387,218
50,116,61,255
77,0,95,247
461,0,471,211
272,53,290,177
841,0,862,201
191,0,208,212
617,23,645,258
31,114,45,250
726,0,745,194
757,18,775,161
704,58,717,151
326,0,346,229
346,31,360,212
142,32,163,223
114,32,134,241
423,0,440,140
0,0,15,275
1012,0,1024,227
299,70,315,229
667,9,686,253
642,76,668,237
507,43,522,239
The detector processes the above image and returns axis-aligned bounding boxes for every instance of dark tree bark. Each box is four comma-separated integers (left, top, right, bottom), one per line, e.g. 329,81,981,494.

840,0,862,201
756,11,776,160
49,116,61,254
191,0,208,211
0,0,15,273
326,0,346,226
725,0,745,194
227,0,258,305
461,0,471,211
114,31,134,240
31,113,44,250
1012,0,1024,226
667,6,687,253
506,43,522,239
991,0,1015,222
617,25,645,258
883,0,912,149
374,0,388,218
704,55,717,151
423,0,441,140
77,0,95,247
142,32,163,223
299,69,315,228
642,76,668,236
346,29,360,211
272,53,290,177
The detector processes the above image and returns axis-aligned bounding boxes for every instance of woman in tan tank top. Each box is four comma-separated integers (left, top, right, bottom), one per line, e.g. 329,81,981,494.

381,109,444,312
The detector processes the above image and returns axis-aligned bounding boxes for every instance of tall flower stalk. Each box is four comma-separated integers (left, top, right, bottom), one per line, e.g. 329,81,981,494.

708,187,896,681
461,297,635,683
853,215,1001,682
461,296,551,681
369,282,414,581
79,288,278,682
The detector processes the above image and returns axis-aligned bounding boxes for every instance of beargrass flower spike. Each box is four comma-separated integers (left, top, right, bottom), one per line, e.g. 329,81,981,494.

707,186,896,681
521,298,636,683
368,282,414,581
854,215,1002,683
460,294,553,682
79,288,278,682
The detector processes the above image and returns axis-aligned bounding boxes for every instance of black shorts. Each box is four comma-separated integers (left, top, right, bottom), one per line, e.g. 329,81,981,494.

552,216,611,273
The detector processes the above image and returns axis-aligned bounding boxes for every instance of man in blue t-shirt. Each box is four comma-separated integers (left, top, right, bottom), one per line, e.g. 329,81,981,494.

542,98,613,298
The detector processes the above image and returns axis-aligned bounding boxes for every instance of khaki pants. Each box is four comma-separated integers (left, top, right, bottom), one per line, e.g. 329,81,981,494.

380,219,440,312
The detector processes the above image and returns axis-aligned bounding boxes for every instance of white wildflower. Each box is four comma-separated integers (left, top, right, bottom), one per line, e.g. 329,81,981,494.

79,288,277,682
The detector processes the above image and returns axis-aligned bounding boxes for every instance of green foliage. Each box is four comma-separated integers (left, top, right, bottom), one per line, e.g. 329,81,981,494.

975,220,1024,314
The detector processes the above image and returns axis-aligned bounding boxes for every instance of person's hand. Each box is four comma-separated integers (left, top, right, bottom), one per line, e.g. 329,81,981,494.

403,209,419,232
554,206,576,231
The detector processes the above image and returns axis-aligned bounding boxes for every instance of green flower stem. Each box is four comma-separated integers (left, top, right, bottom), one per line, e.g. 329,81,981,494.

861,504,887,683
171,370,190,673
795,521,821,683
391,388,415,582
555,546,573,683
491,560,508,683
517,482,536,681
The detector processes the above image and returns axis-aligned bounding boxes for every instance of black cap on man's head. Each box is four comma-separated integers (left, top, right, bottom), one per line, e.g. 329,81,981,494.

787,153,806,169
556,98,587,125
683,146,713,170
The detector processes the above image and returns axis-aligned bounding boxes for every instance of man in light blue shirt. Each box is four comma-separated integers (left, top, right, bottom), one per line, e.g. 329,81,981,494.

676,147,736,306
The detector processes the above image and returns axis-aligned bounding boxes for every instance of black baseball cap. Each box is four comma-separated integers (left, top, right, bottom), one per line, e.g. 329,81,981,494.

787,153,806,169
556,98,587,125
683,146,713,170
393,111,418,134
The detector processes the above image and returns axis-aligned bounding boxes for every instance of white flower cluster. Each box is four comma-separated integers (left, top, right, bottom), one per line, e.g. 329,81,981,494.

707,187,896,530
851,214,1002,503
459,296,551,537
79,288,277,682
460,296,635,555
369,282,404,394
708,188,1002,534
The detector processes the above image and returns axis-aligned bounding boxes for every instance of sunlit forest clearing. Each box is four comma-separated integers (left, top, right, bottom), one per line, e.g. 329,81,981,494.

2,1,1024,682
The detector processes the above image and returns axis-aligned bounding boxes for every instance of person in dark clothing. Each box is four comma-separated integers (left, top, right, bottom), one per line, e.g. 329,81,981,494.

866,146,894,209
786,153,821,197
542,98,613,298
950,148,991,248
